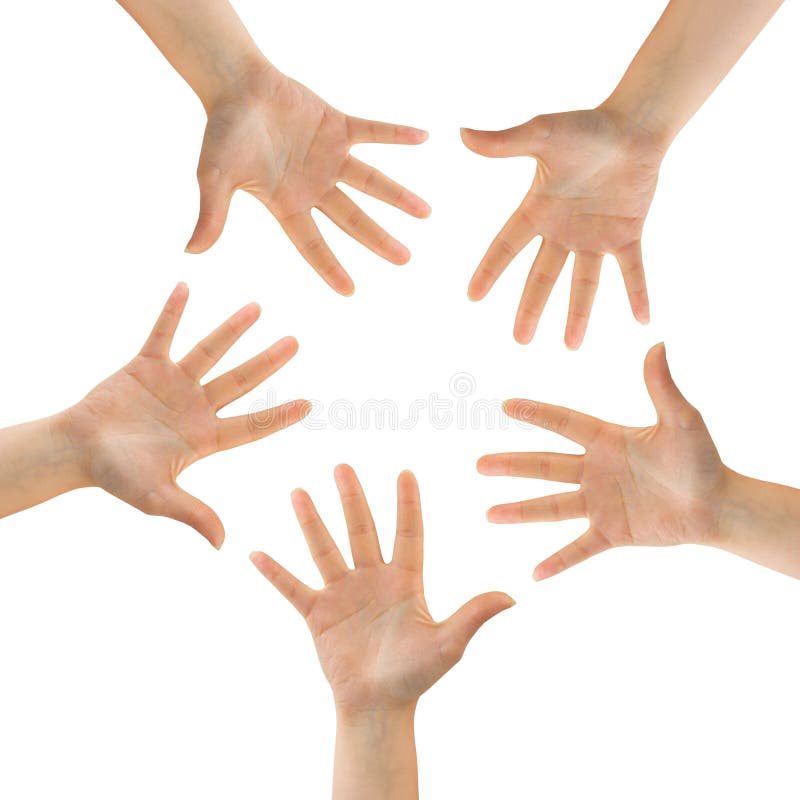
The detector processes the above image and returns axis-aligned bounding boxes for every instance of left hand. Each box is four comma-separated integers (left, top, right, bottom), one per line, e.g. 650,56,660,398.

251,465,514,715
462,108,666,347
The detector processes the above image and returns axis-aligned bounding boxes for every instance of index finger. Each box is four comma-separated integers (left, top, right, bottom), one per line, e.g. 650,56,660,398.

503,398,604,448
391,470,424,573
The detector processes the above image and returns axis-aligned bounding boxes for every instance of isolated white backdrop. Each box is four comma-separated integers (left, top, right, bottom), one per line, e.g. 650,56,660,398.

1,1,799,798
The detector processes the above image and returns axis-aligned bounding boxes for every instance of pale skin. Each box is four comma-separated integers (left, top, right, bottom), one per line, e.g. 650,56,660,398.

251,466,514,800
0,283,309,548
478,343,800,582
117,0,430,295
462,0,784,347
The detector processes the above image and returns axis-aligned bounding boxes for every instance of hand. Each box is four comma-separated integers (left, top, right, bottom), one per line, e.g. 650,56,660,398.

478,344,727,579
185,67,431,295
64,283,309,548
461,108,666,347
251,465,514,714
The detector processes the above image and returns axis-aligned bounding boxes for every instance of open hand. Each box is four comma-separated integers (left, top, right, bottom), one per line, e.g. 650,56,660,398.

478,344,726,579
186,68,431,295
462,108,666,347
251,465,513,714
65,283,309,548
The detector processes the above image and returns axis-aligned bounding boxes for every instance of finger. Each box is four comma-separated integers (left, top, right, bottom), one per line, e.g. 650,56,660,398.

317,188,410,265
460,123,539,158
503,398,604,448
185,168,233,254
340,157,431,218
204,336,299,411
616,240,650,324
147,484,225,549
392,470,423,573
533,529,611,581
477,452,583,483
565,252,603,350
347,117,428,145
291,489,349,583
250,551,316,618
439,592,515,665
514,240,570,344
140,282,189,359
279,212,354,296
216,398,310,452
178,302,261,381
334,464,383,567
487,491,585,523
643,343,703,428
467,204,539,301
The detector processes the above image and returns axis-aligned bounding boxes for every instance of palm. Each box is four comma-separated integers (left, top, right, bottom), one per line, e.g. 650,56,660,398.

462,108,665,347
524,110,660,253
310,565,443,708
188,70,431,295
479,345,725,579
581,422,724,549
252,466,513,712
65,284,308,547
68,356,217,506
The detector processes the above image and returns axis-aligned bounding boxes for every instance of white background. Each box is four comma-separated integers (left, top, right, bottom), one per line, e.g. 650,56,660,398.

1,1,799,797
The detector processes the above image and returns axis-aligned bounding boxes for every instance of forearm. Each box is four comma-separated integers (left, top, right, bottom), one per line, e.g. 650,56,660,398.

601,0,783,145
116,0,272,112
333,705,419,800
0,412,91,518
708,468,800,580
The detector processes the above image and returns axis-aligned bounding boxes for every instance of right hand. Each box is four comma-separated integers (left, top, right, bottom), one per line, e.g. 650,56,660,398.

186,67,431,296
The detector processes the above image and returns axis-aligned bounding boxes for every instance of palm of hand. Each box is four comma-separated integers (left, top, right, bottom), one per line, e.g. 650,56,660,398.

581,421,725,550
62,284,308,547
463,108,665,347
309,565,443,710
481,345,726,579
252,467,513,712
189,70,430,295
68,356,216,510
524,110,661,254
200,76,348,218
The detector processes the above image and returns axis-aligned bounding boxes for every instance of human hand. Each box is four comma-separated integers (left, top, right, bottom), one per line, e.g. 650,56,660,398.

462,108,667,347
185,67,431,295
478,344,727,579
64,283,309,548
251,465,514,715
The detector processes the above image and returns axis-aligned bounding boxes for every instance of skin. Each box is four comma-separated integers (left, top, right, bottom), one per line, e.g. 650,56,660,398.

0,283,309,548
479,343,800,582
462,0,784,348
117,0,430,294
251,466,514,799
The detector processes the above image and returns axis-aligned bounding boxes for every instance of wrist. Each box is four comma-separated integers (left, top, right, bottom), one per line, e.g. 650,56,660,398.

596,94,676,154
705,467,756,551
202,57,282,116
53,408,95,491
336,701,417,730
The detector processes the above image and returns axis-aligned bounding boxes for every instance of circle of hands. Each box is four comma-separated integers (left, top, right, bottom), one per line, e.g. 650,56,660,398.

60,69,717,708
251,467,514,712
65,283,310,549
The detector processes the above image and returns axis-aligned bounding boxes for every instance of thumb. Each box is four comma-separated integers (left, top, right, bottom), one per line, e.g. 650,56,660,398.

159,485,226,549
185,173,232,254
440,592,515,665
460,116,549,158
644,343,700,426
